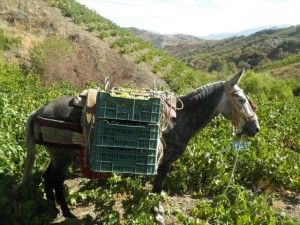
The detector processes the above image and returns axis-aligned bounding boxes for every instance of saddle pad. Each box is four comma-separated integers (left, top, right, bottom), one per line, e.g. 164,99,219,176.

33,116,84,147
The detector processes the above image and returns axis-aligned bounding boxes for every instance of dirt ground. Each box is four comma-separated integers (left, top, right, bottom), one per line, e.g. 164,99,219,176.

50,178,300,225
50,178,198,225
272,192,300,223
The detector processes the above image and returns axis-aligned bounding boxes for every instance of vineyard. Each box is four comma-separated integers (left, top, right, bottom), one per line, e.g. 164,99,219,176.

0,0,300,224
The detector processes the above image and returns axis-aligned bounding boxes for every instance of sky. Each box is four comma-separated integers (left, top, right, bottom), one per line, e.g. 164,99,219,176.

76,0,300,37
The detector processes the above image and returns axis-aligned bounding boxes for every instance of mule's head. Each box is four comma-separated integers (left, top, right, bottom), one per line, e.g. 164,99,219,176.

218,69,260,137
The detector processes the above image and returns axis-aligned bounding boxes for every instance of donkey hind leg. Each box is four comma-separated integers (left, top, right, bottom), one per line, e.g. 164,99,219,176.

44,147,77,218
152,145,184,193
43,162,59,215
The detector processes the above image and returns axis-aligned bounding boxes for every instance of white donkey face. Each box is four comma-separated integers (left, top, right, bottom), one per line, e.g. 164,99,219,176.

218,70,260,137
230,85,259,136
232,85,256,120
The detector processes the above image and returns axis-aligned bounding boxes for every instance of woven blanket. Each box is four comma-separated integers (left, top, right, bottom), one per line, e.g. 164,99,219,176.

33,89,98,148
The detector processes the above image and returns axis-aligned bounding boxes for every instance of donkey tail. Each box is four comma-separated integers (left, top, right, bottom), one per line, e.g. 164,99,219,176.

21,110,38,184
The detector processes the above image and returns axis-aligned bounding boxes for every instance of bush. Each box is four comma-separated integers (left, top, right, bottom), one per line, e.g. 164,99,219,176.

29,36,74,75
240,71,294,99
0,29,20,51
174,185,298,225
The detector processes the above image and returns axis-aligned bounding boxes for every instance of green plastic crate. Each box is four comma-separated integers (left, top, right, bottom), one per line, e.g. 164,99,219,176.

89,147,157,174
89,91,161,175
96,92,161,124
93,120,159,150
89,120,159,174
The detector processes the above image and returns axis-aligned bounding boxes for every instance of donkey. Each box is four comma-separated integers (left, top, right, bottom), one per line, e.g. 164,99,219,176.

21,69,259,218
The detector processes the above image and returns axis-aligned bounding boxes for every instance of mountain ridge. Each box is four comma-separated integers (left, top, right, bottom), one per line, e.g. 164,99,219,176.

201,24,291,40
129,25,300,79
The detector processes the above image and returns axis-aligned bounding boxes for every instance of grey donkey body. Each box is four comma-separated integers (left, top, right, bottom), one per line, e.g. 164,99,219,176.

21,70,260,218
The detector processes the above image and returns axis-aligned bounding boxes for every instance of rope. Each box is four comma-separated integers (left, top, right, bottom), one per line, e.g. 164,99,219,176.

104,77,110,91
222,127,244,195
222,147,239,194
175,96,184,110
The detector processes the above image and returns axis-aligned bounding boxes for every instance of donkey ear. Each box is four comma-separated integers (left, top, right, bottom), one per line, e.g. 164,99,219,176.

227,69,245,87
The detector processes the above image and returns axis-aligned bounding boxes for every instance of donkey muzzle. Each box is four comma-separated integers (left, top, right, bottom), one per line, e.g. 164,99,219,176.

238,120,260,137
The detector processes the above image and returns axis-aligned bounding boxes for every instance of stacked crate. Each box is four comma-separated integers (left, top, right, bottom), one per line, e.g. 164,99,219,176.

89,91,161,175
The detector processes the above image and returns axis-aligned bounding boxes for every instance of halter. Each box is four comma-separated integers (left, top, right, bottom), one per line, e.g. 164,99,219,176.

224,83,257,127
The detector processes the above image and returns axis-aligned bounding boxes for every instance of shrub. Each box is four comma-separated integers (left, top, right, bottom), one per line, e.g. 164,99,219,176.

241,71,294,99
29,36,74,75
0,29,20,51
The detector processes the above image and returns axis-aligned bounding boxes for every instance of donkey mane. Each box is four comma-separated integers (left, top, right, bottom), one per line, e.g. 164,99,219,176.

165,81,227,145
179,81,225,109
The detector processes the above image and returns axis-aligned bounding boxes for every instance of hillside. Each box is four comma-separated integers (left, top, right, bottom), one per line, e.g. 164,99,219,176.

0,0,220,94
188,25,300,78
132,25,300,80
0,0,168,88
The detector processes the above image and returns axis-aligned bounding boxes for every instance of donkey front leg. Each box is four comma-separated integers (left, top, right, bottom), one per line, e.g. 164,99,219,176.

152,161,172,194
152,145,185,193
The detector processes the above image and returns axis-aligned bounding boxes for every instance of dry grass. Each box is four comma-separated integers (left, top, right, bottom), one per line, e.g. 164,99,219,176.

0,0,168,89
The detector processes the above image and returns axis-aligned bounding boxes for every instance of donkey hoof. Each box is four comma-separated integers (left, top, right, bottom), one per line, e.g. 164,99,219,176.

154,202,165,225
49,203,60,216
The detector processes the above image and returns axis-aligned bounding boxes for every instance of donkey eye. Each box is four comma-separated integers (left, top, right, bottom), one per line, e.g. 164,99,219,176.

232,93,240,98
232,93,246,103
239,98,246,103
